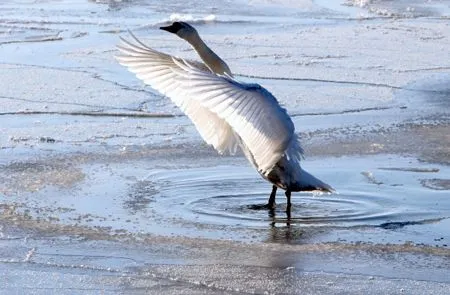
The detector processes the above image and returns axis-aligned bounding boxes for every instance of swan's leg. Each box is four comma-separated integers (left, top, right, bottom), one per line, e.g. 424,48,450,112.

285,190,292,217
267,185,277,208
248,185,277,211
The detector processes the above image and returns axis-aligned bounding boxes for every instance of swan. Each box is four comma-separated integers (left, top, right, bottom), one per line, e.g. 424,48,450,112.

116,22,333,214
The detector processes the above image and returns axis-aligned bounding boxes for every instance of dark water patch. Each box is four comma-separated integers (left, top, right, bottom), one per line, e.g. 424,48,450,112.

421,178,450,190
0,33,63,45
0,110,175,118
378,218,446,230
379,167,440,173
361,171,383,185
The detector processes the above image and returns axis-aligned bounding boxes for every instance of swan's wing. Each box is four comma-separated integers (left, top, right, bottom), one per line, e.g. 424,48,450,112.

173,60,296,173
182,59,211,74
116,33,296,173
117,32,239,155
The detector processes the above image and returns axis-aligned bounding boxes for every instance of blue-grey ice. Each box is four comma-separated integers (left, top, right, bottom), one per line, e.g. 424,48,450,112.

0,0,449,294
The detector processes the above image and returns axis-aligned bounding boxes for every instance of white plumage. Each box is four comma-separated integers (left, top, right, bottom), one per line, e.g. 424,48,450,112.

116,22,332,212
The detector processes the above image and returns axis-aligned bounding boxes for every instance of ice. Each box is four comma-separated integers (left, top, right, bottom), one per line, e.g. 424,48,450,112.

343,0,450,18
169,13,217,23
0,0,449,293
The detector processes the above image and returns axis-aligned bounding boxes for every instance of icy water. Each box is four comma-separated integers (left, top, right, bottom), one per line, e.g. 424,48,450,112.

1,0,450,294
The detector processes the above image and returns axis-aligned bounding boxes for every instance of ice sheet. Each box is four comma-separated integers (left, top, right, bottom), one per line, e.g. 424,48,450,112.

1,0,449,293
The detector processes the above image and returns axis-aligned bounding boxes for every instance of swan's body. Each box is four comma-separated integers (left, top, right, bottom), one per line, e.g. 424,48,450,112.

116,22,332,213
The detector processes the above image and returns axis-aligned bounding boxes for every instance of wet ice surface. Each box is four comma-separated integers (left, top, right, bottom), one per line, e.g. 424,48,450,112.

5,152,449,246
1,0,450,294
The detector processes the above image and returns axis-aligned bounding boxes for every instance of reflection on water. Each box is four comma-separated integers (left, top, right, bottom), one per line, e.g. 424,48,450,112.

268,223,306,242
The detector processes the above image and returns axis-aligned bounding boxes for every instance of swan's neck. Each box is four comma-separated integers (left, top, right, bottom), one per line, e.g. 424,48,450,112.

188,34,232,76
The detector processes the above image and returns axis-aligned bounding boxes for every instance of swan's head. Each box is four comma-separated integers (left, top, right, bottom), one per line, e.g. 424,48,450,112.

160,21,198,40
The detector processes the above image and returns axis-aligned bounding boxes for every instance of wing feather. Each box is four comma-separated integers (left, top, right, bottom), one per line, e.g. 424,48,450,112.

116,32,297,173
116,32,239,155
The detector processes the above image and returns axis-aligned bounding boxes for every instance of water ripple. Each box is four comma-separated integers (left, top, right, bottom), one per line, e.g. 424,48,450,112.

142,164,437,230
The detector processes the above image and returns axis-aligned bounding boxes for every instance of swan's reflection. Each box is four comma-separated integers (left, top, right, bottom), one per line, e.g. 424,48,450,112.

267,209,308,243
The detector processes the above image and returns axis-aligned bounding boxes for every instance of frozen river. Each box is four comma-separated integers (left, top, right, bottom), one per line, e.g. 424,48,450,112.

1,0,450,294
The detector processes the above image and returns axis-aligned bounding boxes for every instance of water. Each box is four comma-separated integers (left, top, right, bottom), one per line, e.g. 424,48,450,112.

4,152,448,244
1,0,450,293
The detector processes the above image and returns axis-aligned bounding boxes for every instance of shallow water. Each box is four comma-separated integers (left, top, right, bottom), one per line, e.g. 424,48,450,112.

3,152,448,246
1,0,450,293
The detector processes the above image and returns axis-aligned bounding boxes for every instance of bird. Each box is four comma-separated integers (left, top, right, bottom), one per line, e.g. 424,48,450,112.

116,21,333,215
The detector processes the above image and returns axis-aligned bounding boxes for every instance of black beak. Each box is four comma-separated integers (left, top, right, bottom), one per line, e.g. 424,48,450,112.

160,24,179,34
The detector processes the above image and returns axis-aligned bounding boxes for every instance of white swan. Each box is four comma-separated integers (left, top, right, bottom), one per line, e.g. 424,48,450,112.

116,22,333,213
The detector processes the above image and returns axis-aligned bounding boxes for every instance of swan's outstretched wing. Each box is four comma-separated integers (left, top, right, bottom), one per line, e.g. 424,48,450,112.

116,33,296,173
117,32,239,155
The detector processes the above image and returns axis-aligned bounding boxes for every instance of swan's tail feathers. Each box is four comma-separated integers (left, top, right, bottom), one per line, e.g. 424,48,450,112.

293,168,334,193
